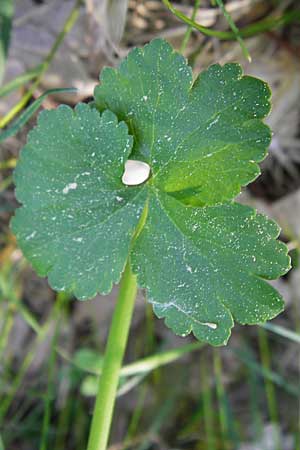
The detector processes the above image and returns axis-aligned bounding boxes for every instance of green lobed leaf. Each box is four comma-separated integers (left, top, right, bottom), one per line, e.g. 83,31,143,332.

95,38,271,206
132,192,288,345
12,39,290,345
12,103,146,299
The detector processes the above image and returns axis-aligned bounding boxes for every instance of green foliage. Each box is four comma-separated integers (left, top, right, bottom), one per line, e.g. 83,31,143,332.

95,39,270,206
12,39,290,346
0,0,13,84
12,103,146,298
0,88,77,143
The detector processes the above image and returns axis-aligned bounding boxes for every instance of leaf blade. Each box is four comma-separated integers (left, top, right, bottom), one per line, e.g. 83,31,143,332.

95,40,271,205
131,191,289,345
12,103,146,299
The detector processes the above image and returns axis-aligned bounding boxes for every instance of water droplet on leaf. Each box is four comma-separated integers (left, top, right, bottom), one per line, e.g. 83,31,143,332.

122,160,151,186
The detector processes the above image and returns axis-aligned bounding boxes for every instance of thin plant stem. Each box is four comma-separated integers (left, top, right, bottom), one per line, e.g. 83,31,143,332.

137,392,178,450
214,0,251,61
213,349,230,450
124,383,148,445
162,1,300,41
0,64,43,98
200,352,216,450
247,353,264,441
0,175,12,192
0,0,82,129
0,302,16,358
231,346,299,397
261,322,300,344
0,264,21,364
86,260,138,450
0,293,66,421
258,327,282,450
180,0,201,54
39,293,66,450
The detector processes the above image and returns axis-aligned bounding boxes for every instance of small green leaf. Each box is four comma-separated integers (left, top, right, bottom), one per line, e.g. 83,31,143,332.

73,348,103,373
12,39,290,345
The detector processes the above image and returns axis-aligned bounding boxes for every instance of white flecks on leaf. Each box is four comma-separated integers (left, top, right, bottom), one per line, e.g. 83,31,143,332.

26,231,36,241
201,322,218,330
62,182,78,194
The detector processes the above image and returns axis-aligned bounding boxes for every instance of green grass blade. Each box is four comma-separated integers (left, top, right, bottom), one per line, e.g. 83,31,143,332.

213,349,230,449
201,352,216,450
258,327,282,450
0,88,77,143
232,347,300,397
162,1,300,40
39,294,66,450
71,341,204,377
180,0,201,53
0,64,43,98
137,394,177,450
247,360,264,441
0,0,14,84
124,383,148,443
261,323,300,344
215,0,251,61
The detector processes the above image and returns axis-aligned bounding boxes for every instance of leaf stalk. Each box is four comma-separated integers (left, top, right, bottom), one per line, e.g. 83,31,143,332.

86,261,138,450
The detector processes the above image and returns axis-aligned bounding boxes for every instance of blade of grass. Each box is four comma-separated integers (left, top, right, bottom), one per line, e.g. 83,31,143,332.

59,341,204,378
0,293,69,422
124,383,148,444
214,0,251,61
180,0,201,54
222,394,240,449
116,373,147,397
213,349,230,450
0,176,12,192
80,372,147,398
162,1,300,40
0,64,43,98
0,0,14,84
2,400,44,445
0,87,77,142
119,341,204,377
232,347,300,398
261,323,300,344
0,301,15,358
39,293,67,450
0,263,21,362
123,341,201,375
0,0,82,129
257,327,282,450
247,358,264,442
0,433,4,450
17,297,205,382
53,373,74,450
136,392,178,450
201,352,216,450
